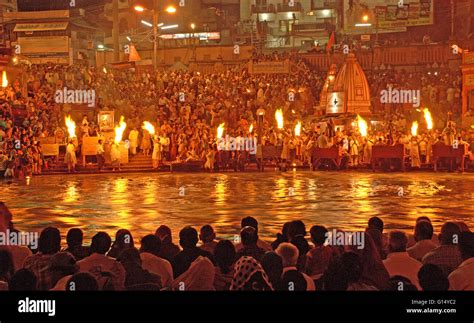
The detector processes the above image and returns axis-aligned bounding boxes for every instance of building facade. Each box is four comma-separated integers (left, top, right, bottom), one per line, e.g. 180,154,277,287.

238,0,339,50
2,9,103,65
0,0,18,48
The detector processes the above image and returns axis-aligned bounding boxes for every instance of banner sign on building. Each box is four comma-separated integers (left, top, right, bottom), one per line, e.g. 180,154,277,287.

344,0,433,33
17,36,69,64
248,60,290,74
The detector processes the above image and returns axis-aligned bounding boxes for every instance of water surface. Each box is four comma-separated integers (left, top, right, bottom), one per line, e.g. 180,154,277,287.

1,172,472,243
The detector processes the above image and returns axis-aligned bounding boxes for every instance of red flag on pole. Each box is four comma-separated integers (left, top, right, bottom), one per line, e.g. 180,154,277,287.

326,32,335,52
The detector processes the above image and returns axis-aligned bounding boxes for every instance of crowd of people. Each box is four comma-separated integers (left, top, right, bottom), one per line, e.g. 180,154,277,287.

1,54,473,177
0,202,472,291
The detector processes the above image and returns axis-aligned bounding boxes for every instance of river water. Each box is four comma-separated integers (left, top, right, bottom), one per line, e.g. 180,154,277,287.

1,172,473,243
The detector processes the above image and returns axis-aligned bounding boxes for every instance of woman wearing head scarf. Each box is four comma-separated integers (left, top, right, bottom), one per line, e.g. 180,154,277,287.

230,256,273,291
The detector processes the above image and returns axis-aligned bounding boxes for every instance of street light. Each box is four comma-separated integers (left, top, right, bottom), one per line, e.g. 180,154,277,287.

134,3,177,69
134,5,145,12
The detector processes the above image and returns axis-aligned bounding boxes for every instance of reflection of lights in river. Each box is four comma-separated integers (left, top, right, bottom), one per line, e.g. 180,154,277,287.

291,178,304,201
114,178,128,194
214,180,227,205
273,178,287,199
351,178,372,214
307,179,318,199
143,181,156,205
63,183,78,203
407,181,445,197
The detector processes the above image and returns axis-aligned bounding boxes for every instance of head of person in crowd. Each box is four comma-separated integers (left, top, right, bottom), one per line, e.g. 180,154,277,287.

240,226,259,248
309,225,328,247
281,270,307,291
108,229,134,258
241,216,259,233
38,227,61,255
0,249,14,283
261,251,283,290
66,228,84,248
288,220,306,240
179,226,199,250
322,256,348,291
66,273,99,291
416,216,432,224
418,264,449,291
275,242,299,268
90,232,112,255
114,229,134,249
140,234,161,257
49,252,78,288
214,240,236,275
414,220,434,242
458,231,474,261
199,225,216,244
229,256,273,291
117,247,142,268
9,269,37,291
388,231,408,253
155,225,173,244
439,222,461,246
368,216,384,233
387,275,417,291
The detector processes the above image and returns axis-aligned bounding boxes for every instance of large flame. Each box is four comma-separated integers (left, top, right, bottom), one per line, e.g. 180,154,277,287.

65,116,76,138
142,121,155,135
217,123,225,139
114,116,127,144
1,71,8,88
275,109,284,129
249,124,254,134
294,121,302,136
357,115,368,137
423,108,433,130
411,121,418,137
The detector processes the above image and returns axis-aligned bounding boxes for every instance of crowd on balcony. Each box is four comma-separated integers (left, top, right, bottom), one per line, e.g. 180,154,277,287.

0,201,473,291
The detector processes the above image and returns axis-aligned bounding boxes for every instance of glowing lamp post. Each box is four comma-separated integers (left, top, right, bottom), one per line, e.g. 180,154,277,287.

134,3,176,69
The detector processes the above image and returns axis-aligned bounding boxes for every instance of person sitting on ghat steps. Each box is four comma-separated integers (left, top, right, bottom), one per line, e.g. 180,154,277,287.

235,217,272,252
422,222,463,276
418,264,449,291
171,226,214,279
23,227,62,291
448,231,474,290
235,226,266,263
276,242,315,291
407,220,437,262
213,240,236,291
108,229,134,259
62,228,90,261
155,225,180,262
139,234,174,290
383,231,422,290
76,232,125,290
117,247,162,290
199,224,218,255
